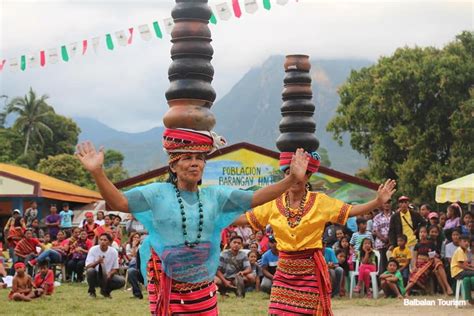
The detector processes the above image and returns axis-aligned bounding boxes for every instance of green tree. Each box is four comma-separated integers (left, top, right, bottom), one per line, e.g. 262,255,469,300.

7,88,53,155
318,147,331,168
37,154,95,189
0,128,24,163
327,31,474,204
37,111,81,157
104,149,129,183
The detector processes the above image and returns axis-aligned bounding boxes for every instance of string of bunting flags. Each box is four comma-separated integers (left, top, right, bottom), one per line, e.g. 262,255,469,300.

1,0,296,73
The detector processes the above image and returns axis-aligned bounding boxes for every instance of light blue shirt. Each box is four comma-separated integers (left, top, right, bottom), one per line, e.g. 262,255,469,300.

124,182,253,283
59,210,73,228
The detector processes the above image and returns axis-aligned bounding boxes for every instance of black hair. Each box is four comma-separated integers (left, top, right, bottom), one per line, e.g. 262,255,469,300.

62,202,69,207
448,204,462,218
397,234,408,242
114,215,122,221
387,258,399,269
359,237,373,258
38,261,49,268
459,235,470,242
335,249,346,257
230,235,243,243
356,217,367,226
99,232,113,243
248,250,259,258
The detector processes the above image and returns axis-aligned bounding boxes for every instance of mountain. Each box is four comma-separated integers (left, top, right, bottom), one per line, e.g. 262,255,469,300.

75,56,373,176
74,117,166,175
212,56,372,173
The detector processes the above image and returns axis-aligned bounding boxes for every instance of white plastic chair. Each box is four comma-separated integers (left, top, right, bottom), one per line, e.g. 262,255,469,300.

349,250,381,299
455,279,465,309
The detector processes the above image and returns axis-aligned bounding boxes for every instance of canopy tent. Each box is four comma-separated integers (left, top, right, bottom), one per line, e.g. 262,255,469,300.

435,173,474,203
72,200,129,226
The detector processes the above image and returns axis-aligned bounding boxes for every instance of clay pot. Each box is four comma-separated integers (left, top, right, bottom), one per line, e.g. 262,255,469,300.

166,78,216,102
278,116,316,133
163,105,216,130
282,84,313,98
281,99,315,113
284,54,311,72
283,70,312,84
171,19,211,39
170,40,213,59
172,0,211,21
276,133,319,153
168,98,212,108
168,57,214,78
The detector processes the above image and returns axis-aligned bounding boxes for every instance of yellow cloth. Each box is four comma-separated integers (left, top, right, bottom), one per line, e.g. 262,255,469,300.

246,192,351,251
450,247,467,278
391,246,412,267
43,242,53,250
400,211,417,247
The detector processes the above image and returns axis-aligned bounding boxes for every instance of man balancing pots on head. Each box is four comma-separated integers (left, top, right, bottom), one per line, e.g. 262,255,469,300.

234,151,397,316
76,127,310,315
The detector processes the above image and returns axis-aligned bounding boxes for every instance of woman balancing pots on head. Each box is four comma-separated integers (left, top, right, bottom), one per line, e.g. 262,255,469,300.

75,128,309,315
235,152,397,316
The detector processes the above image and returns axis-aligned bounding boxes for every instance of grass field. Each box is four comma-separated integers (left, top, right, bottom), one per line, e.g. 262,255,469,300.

0,283,472,315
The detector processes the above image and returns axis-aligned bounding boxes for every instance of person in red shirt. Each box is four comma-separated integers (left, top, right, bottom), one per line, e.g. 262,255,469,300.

14,229,44,275
82,212,99,241
28,230,69,266
67,230,93,282
33,261,54,295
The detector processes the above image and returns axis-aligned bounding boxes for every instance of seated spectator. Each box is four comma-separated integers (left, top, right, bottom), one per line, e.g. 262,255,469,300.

127,246,144,300
235,225,253,248
85,233,125,298
380,259,405,298
42,233,52,250
350,217,374,256
332,229,347,252
323,222,343,248
405,226,452,296
444,203,462,232
95,211,105,226
390,234,411,284
30,218,45,241
444,228,461,264
450,236,474,304
93,215,113,244
28,230,69,267
247,250,262,292
260,236,278,294
461,212,473,236
81,212,99,241
324,239,343,298
439,212,447,229
126,232,141,269
419,204,432,221
33,261,54,295
9,262,42,301
353,238,377,298
5,209,26,264
15,229,44,275
112,215,123,241
335,249,349,296
248,242,261,260
215,236,254,297
67,230,92,282
125,214,146,236
334,236,353,271
256,230,269,254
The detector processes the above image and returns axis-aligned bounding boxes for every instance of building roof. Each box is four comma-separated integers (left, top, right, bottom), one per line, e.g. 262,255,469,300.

0,163,102,203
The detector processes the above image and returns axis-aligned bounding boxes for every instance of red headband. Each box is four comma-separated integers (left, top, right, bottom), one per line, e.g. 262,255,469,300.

279,152,321,174
14,262,26,270
163,128,225,155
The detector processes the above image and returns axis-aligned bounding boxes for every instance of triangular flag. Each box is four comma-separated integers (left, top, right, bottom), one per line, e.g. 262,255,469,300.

0,59,6,71
277,0,288,5
128,27,134,44
232,0,242,18
20,55,26,71
92,37,100,53
210,12,217,24
163,18,174,34
139,24,152,41
115,30,127,46
263,0,271,10
106,34,114,50
9,58,19,72
28,53,38,69
40,51,46,67
61,45,69,62
48,48,59,64
69,42,78,58
153,21,163,38
82,40,88,55
216,2,232,21
244,0,258,14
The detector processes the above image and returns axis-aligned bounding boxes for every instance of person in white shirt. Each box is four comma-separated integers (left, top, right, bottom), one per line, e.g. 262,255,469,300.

85,233,125,298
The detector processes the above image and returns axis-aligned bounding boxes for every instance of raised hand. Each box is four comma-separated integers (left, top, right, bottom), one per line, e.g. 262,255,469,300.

289,148,310,182
75,141,104,174
377,179,397,204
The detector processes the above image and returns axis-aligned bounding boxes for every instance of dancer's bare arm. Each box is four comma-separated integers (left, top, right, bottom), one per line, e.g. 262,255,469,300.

349,179,396,217
76,141,129,212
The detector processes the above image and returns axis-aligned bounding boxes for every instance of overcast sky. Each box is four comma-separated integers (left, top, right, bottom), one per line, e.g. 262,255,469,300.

0,0,472,132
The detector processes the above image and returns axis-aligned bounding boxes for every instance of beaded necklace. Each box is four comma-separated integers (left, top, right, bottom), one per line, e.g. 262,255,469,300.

284,189,308,228
175,185,204,248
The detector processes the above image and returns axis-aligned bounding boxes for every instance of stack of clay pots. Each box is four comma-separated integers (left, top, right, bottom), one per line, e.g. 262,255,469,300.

276,55,319,152
163,0,216,131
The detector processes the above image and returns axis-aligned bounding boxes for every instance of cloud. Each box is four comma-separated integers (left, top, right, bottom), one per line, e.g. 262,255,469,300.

1,0,471,132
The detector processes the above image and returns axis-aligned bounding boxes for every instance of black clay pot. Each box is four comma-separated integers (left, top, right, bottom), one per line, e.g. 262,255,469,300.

172,0,211,21
276,133,319,153
282,84,313,99
278,116,316,133
168,72,213,82
170,40,213,59
283,70,312,84
168,58,214,77
166,79,216,102
281,99,315,113
172,19,211,39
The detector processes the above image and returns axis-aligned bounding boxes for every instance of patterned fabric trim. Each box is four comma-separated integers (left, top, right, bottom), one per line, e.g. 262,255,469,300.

271,286,319,309
336,203,351,225
276,192,317,218
246,211,265,231
278,257,316,275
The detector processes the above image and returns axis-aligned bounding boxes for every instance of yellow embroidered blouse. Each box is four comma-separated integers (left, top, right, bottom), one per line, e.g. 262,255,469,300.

246,192,351,251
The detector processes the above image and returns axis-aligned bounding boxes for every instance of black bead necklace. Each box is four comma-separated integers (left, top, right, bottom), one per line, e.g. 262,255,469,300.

175,185,204,248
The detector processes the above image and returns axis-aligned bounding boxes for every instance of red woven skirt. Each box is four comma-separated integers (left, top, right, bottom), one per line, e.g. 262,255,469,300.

147,249,218,316
269,249,332,316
